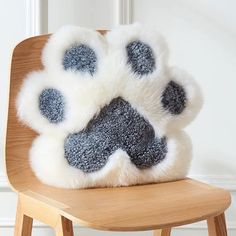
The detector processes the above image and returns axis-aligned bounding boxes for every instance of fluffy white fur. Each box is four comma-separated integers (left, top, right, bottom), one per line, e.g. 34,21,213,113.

16,71,108,134
106,23,169,82
16,23,203,189
30,131,191,188
42,25,107,78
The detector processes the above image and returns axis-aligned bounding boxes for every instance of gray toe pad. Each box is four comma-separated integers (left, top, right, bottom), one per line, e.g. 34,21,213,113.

39,88,65,123
161,81,186,115
126,41,156,76
63,44,97,75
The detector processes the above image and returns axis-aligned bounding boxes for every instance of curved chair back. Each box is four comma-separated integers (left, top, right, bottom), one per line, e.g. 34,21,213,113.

6,34,50,191
5,31,106,191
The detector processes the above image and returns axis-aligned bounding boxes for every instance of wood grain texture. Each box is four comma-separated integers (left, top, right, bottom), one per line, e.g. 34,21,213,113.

55,216,74,236
6,32,231,232
14,199,33,236
5,31,106,192
58,179,230,231
6,34,49,191
207,213,228,236
16,179,231,231
154,228,171,236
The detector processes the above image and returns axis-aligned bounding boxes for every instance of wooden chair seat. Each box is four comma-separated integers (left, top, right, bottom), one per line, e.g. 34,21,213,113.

19,178,230,232
6,33,231,235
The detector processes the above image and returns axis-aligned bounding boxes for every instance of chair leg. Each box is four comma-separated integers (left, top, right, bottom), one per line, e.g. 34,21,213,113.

14,198,33,236
55,215,74,236
207,213,227,236
154,228,171,236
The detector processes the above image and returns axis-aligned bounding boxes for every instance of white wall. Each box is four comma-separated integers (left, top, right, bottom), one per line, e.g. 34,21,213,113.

0,0,235,235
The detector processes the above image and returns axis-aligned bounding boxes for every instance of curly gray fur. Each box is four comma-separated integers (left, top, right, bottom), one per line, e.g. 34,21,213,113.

64,97,167,173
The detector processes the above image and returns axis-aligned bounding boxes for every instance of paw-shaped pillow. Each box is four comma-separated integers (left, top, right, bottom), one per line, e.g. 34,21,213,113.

17,24,203,189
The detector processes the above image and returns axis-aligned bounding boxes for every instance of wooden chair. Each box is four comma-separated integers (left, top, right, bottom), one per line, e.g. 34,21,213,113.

6,32,231,236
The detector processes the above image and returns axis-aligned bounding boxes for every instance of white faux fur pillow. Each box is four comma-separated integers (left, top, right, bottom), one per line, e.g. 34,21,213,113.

16,23,203,189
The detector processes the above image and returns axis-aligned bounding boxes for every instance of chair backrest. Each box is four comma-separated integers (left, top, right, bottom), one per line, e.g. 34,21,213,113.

5,31,106,191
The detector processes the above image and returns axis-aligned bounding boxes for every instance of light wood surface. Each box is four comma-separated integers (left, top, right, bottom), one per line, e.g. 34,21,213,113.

154,228,171,236
55,216,74,236
5,31,105,192
14,179,231,232
42,178,231,231
207,213,228,236
14,198,33,236
6,32,231,235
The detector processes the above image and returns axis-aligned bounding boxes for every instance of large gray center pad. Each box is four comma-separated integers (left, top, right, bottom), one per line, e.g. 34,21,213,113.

64,97,167,173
